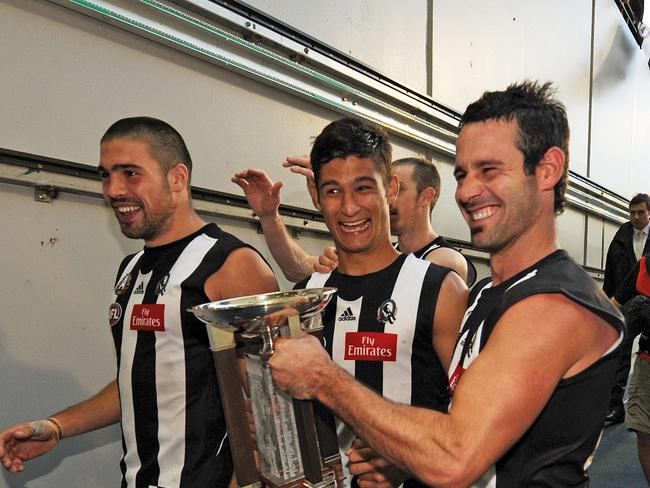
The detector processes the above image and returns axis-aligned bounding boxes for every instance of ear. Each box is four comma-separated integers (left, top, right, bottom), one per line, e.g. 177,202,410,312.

168,163,190,193
536,147,565,192
386,174,399,205
418,187,436,209
308,179,321,211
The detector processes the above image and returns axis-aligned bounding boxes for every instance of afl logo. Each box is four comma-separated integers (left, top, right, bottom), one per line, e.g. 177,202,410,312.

377,299,397,325
114,274,132,295
109,303,122,327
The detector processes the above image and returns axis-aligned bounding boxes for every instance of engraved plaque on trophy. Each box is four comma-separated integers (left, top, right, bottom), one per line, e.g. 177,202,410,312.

190,288,341,488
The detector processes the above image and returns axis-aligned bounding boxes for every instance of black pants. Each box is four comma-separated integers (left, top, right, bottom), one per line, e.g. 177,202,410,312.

610,313,643,408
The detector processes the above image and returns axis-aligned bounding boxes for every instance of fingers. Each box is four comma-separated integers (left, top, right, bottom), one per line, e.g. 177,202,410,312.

283,156,311,169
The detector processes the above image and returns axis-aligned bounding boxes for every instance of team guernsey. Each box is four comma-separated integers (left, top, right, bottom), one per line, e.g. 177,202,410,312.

448,250,624,487
395,236,477,286
298,253,451,487
109,224,251,488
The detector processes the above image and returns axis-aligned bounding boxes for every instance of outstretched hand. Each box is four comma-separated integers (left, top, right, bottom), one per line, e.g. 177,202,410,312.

0,420,59,473
232,168,283,219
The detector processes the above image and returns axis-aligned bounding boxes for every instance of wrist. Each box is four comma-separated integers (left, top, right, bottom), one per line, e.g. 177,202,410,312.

46,417,64,441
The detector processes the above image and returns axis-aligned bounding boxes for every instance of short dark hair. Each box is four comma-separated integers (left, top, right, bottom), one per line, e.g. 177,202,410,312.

630,193,650,211
101,117,193,180
310,118,392,187
392,157,441,213
460,81,570,214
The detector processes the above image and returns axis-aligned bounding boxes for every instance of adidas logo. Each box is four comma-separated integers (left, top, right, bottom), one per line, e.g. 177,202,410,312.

337,307,356,322
133,282,145,295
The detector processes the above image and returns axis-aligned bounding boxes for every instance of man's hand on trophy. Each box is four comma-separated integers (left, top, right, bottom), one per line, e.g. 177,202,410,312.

347,438,409,488
268,334,332,399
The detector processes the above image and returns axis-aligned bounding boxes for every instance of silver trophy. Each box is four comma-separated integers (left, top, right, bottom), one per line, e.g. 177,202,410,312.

190,288,341,488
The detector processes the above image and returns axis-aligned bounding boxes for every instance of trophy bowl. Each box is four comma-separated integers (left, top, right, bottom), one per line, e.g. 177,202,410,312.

189,287,337,333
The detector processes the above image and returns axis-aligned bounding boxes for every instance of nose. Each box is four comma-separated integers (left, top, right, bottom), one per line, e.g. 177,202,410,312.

341,191,360,216
103,173,126,200
455,172,481,207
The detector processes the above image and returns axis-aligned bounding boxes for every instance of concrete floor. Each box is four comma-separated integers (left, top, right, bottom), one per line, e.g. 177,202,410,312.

590,420,647,487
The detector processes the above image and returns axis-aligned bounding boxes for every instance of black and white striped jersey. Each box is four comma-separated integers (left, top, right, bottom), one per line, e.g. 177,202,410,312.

297,253,451,486
448,250,624,487
109,224,252,488
395,236,477,287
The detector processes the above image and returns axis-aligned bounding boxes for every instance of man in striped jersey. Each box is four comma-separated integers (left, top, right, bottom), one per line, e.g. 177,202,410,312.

0,117,278,488
244,117,467,486
269,82,624,487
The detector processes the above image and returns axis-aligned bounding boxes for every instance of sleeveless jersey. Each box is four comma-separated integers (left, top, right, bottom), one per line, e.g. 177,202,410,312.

109,224,253,488
395,236,477,286
448,250,624,487
297,253,451,487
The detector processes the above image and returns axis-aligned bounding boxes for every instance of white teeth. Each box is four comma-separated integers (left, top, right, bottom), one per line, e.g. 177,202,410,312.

117,206,140,213
341,219,366,227
471,207,496,221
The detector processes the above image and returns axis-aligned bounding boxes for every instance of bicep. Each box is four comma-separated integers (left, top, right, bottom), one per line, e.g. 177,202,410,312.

432,272,468,372
446,296,586,472
426,249,468,283
205,247,279,301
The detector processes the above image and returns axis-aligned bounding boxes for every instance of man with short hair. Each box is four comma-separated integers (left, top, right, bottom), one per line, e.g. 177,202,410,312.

0,117,278,487
603,192,650,424
243,117,467,486
268,82,624,487
390,157,475,285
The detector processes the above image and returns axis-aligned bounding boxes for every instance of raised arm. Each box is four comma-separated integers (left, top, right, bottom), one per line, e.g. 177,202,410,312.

270,294,618,486
1,381,120,473
232,168,317,282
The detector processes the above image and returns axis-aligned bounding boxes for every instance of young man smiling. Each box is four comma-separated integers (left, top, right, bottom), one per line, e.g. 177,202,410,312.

268,82,624,487
274,117,467,487
0,117,278,488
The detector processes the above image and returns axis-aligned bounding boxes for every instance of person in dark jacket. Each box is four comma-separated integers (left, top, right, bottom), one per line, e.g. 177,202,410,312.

603,193,650,424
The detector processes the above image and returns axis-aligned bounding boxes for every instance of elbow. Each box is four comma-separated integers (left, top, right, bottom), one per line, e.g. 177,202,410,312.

416,448,484,488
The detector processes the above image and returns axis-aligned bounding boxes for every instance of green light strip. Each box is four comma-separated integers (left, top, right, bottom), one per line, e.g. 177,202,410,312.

65,0,455,154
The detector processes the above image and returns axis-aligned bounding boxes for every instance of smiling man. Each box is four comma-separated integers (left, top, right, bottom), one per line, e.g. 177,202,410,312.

285,117,467,486
0,117,278,487
268,82,624,487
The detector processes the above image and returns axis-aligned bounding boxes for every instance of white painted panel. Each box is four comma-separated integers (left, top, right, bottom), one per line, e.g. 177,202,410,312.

557,207,586,265
432,0,592,176
247,0,430,94
590,0,650,196
586,214,605,269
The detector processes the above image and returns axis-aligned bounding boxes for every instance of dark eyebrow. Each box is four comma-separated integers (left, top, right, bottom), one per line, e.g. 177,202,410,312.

97,163,141,173
319,175,377,190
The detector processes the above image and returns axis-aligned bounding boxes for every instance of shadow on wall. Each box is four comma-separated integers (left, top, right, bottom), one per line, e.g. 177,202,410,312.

0,327,121,488
593,23,639,83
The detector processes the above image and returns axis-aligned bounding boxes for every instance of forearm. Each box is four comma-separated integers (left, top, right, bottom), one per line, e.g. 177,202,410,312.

258,213,316,282
50,381,121,438
316,367,467,487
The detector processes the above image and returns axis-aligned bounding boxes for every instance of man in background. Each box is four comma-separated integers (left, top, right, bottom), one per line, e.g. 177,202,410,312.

604,193,650,424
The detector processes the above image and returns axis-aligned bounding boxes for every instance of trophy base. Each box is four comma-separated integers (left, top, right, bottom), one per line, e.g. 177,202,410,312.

259,463,344,488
